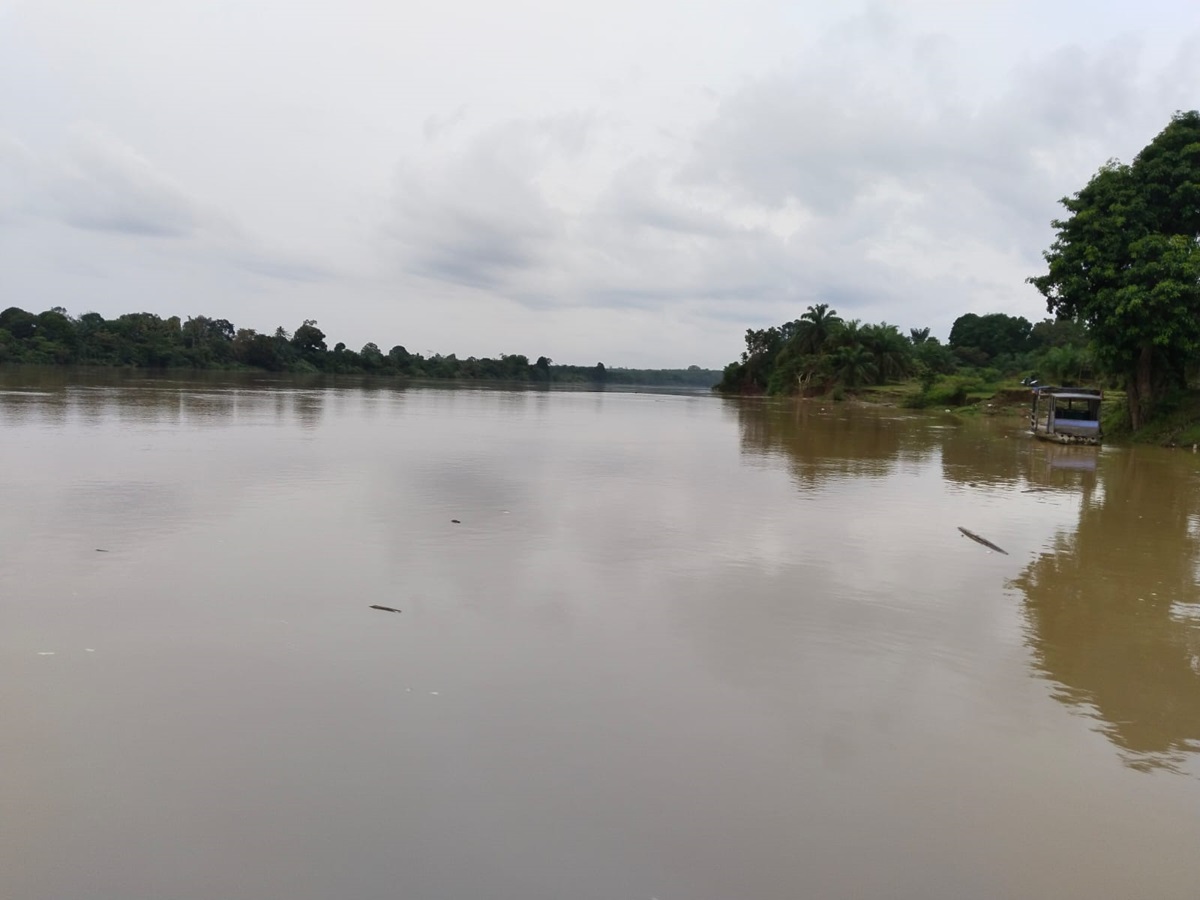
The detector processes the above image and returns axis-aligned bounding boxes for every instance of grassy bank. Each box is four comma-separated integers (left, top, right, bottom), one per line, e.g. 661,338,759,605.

849,376,1200,448
855,374,1033,416
1100,392,1200,448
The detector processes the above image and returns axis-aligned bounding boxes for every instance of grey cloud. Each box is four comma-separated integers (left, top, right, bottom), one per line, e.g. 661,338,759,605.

389,113,799,314
390,119,572,290
683,32,1160,243
3,126,335,287
534,111,595,159
50,129,207,237
665,28,1198,336
597,159,737,239
423,105,469,142
562,203,794,312
395,185,557,291
231,252,330,284
386,15,1199,344
6,0,1200,369
0,136,38,223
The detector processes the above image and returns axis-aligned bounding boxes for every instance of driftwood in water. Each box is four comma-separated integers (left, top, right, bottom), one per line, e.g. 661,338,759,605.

369,605,402,614
957,527,1009,555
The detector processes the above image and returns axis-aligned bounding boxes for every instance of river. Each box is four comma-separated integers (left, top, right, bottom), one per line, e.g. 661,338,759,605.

2,370,1199,899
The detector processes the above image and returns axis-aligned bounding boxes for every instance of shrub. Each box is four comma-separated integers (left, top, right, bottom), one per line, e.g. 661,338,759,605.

906,374,991,409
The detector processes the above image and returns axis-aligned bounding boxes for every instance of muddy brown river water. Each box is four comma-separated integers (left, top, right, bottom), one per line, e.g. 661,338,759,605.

3,370,1199,899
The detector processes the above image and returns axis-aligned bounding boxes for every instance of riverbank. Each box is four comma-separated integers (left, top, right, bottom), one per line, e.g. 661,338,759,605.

0,363,720,392
853,379,1200,448
1099,392,1200,448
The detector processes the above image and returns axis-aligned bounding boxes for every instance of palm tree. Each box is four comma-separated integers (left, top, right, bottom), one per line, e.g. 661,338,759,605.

862,322,916,383
829,317,862,350
795,303,842,355
829,344,877,388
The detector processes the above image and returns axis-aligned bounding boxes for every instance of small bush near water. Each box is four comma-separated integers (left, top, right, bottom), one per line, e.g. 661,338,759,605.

906,374,996,409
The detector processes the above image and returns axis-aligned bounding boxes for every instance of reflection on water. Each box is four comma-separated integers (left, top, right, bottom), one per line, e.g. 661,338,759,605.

734,399,1200,775
1013,449,1200,772
0,367,339,431
6,372,1200,899
730,399,941,486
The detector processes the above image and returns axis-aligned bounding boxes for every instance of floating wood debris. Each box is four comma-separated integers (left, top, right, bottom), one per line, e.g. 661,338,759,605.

369,605,402,614
450,519,461,524
957,526,1009,555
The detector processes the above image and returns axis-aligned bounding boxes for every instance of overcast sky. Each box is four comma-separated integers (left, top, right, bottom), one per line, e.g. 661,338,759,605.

2,0,1199,367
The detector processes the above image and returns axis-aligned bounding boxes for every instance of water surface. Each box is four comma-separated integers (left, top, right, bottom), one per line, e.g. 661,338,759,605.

3,371,1199,899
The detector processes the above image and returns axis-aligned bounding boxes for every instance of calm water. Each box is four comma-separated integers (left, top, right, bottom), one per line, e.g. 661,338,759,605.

3,371,1200,900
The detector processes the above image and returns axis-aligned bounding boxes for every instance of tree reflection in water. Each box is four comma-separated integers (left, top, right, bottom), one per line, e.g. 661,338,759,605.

732,395,1200,774
1012,449,1200,773
728,399,941,489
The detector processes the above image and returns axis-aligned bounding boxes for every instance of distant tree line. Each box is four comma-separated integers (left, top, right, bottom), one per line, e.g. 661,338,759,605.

716,303,1093,396
0,307,719,387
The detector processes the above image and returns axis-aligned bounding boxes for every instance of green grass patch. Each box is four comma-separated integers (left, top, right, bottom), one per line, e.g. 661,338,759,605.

856,382,921,405
904,374,1000,409
1108,389,1200,447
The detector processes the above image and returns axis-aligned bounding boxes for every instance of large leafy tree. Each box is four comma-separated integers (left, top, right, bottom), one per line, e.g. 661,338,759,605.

947,312,1032,363
1029,111,1200,428
291,319,327,355
718,325,783,392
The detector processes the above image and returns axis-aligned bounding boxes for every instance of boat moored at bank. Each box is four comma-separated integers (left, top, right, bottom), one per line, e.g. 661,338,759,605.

1029,386,1103,445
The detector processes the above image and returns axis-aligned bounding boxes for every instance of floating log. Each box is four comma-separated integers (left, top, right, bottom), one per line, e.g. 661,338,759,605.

369,605,402,613
957,526,1009,555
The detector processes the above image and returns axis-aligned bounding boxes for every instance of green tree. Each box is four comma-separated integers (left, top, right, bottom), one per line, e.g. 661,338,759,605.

913,337,957,376
794,303,842,355
1029,317,1088,351
829,343,876,388
948,312,1032,363
1029,110,1200,428
716,326,783,393
234,329,285,371
181,315,235,365
106,313,182,367
360,342,384,371
860,322,914,383
767,304,843,393
35,309,80,362
292,320,327,355
0,307,38,340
